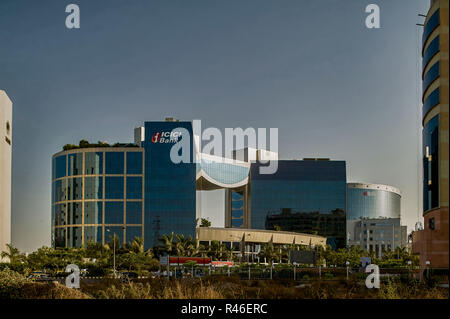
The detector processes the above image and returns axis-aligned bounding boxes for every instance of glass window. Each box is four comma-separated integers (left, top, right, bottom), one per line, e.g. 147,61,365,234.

105,226,124,245
84,226,102,245
53,179,67,202
54,228,66,248
53,204,66,227
429,217,435,230
423,62,439,94
126,177,142,199
68,178,83,200
423,88,440,118
85,152,103,175
105,177,124,199
126,226,142,244
423,115,439,212
68,227,82,248
85,177,103,199
84,201,102,224
126,152,143,174
68,153,83,176
231,219,244,228
105,152,124,174
68,202,82,225
422,9,440,47
423,36,439,71
105,202,124,224
126,201,142,224
53,155,66,179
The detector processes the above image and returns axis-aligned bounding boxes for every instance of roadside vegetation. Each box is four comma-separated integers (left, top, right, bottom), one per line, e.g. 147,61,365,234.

1,230,447,299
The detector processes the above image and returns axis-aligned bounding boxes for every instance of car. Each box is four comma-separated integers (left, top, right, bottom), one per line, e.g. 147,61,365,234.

119,271,139,282
28,272,53,282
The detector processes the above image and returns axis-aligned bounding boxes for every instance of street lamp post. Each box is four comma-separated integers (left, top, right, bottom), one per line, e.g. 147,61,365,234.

346,261,350,280
293,262,297,281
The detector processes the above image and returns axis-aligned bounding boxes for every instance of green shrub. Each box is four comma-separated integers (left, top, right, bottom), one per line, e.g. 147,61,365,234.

0,269,31,299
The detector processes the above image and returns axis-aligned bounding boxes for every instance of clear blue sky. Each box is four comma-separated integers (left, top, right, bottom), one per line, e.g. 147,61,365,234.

0,0,429,252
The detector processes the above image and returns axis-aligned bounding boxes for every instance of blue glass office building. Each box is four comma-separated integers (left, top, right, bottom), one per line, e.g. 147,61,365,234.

52,121,347,250
143,121,196,248
251,160,347,249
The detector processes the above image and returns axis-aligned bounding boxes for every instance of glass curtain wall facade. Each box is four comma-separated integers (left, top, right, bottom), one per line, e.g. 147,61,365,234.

250,160,347,249
347,183,401,220
51,148,144,248
143,121,196,248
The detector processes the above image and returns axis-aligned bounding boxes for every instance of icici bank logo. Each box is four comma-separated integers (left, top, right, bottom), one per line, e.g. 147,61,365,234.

152,132,161,143
151,131,182,143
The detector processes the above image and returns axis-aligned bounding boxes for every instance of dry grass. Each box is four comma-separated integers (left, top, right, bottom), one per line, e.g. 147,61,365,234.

21,282,91,299
3,275,447,299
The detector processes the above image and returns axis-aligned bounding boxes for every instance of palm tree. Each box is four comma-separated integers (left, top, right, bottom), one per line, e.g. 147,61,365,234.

129,237,145,254
1,243,26,264
159,232,175,255
258,243,277,265
174,234,187,256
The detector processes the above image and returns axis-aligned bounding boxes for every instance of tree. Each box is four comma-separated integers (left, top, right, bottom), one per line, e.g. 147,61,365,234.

273,225,282,231
258,243,278,265
159,232,175,256
199,218,211,228
1,244,26,264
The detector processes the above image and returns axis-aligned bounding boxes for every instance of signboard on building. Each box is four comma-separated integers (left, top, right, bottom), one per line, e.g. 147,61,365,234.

289,250,316,265
160,255,169,266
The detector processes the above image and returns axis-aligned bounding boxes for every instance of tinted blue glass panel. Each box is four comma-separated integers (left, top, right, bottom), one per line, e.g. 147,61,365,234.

105,152,124,174
53,179,67,202
85,152,103,175
84,226,102,244
84,201,102,224
126,201,142,224
53,155,66,179
67,227,82,248
126,177,142,199
68,178,83,200
143,121,196,249
68,153,83,176
105,202,124,224
126,152,143,174
232,210,244,218
232,219,244,228
423,36,439,70
423,87,440,118
53,204,66,226
68,202,82,225
85,177,103,199
54,228,66,248
422,9,440,47
423,62,439,94
105,177,124,199
232,201,243,209
250,161,347,249
105,226,124,245
200,159,249,185
126,226,142,244
423,115,439,212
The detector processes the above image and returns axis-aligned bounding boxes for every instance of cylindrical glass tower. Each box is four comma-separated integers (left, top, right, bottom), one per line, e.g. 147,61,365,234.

347,183,401,221
51,147,144,248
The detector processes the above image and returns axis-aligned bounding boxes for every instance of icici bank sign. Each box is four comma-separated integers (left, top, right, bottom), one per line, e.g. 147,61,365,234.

151,131,182,144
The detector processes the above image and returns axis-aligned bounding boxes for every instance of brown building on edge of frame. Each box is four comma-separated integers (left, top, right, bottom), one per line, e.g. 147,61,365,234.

412,0,449,269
